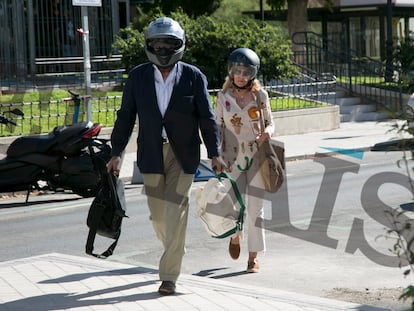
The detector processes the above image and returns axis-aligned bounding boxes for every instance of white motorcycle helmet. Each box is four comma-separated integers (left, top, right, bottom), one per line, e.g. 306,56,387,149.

144,17,185,69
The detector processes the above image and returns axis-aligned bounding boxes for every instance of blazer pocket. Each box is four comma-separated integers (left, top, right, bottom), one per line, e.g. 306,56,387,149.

182,95,194,104
174,95,195,113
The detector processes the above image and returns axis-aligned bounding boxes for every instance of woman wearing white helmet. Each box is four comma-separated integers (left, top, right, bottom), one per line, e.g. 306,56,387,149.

215,48,274,273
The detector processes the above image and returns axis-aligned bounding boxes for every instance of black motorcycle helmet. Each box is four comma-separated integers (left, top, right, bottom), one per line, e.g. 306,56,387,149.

228,48,260,89
144,17,185,69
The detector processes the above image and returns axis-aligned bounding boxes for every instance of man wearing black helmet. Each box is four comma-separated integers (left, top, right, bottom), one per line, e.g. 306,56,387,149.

107,17,226,296
215,48,274,273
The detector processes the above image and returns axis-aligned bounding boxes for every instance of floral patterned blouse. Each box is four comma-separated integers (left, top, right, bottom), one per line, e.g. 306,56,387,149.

215,88,274,171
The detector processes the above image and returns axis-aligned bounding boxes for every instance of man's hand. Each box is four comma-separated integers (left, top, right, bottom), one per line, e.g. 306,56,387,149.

211,156,227,174
107,156,122,175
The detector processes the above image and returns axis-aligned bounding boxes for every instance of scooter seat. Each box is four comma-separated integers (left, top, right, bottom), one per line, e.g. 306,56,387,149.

7,133,57,158
6,122,94,158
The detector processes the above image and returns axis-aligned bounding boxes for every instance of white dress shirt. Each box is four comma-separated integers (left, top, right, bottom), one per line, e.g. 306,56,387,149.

153,64,179,138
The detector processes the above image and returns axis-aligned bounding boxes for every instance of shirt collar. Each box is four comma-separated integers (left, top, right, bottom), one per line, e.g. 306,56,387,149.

153,63,178,83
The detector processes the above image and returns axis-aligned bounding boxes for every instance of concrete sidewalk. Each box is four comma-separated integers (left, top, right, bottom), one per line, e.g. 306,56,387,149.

118,119,409,181
0,120,408,311
0,120,407,181
0,253,390,311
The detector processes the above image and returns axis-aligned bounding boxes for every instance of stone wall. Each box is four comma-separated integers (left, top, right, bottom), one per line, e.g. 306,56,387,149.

273,105,340,135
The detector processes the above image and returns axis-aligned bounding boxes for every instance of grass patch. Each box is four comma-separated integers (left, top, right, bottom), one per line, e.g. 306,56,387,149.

336,76,385,84
0,89,122,104
0,89,327,136
0,90,122,136
270,97,326,110
210,94,326,111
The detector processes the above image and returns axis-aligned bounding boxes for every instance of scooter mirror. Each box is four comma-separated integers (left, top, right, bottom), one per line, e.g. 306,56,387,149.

10,108,24,116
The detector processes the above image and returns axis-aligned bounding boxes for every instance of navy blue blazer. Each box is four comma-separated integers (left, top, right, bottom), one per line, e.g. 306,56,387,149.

111,61,220,174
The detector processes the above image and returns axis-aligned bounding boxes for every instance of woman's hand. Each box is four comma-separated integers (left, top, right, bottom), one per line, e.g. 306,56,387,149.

256,129,272,144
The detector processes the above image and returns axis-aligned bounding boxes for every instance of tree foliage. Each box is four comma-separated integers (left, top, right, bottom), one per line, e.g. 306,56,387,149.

211,0,266,22
265,0,333,37
113,11,297,88
137,0,222,18
266,0,333,10
394,39,414,92
266,0,286,10
264,0,333,63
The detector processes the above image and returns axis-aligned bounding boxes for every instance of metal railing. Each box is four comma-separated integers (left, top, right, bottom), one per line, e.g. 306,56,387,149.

0,73,337,137
0,56,125,92
0,96,121,137
265,63,336,110
291,31,404,114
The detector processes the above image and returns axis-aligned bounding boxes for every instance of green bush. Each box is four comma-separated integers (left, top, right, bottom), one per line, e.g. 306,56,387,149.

394,38,414,93
113,11,298,89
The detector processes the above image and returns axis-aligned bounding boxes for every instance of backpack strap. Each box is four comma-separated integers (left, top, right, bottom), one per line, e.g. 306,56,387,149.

86,226,120,259
85,196,121,259
85,171,124,259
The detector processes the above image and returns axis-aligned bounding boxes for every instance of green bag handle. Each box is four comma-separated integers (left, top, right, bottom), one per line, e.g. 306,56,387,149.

212,172,246,239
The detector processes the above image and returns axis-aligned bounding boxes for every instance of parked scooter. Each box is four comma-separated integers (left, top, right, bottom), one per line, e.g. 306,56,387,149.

0,108,111,202
0,108,24,127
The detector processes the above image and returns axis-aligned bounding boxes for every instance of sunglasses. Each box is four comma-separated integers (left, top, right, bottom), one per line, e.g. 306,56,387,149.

231,67,255,79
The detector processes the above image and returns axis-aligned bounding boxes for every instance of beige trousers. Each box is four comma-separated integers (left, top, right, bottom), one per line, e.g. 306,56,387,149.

228,153,266,253
142,143,194,282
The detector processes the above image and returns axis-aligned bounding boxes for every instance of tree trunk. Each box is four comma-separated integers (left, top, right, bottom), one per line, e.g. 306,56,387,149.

288,0,308,65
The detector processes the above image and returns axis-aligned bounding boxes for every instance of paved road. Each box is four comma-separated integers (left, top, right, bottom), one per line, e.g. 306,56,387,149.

0,151,411,310
0,120,413,310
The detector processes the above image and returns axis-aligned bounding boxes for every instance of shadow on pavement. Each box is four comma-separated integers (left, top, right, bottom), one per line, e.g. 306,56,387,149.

0,196,81,208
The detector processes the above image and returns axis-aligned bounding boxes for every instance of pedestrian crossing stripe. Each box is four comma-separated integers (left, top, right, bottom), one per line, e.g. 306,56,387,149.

320,147,364,160
194,161,215,181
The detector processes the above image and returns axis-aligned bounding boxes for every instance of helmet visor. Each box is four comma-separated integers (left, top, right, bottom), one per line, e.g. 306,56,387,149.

147,38,182,54
229,65,257,80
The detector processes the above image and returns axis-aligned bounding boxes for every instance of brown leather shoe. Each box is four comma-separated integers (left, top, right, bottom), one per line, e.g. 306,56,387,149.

247,259,260,273
228,238,240,260
158,281,176,295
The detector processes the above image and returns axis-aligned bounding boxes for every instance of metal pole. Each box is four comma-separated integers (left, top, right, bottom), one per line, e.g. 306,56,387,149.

81,6,92,123
27,0,36,79
260,0,264,28
385,0,393,82
14,0,26,86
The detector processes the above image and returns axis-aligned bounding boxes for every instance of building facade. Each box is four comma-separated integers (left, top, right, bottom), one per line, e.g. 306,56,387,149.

320,0,414,61
251,0,414,61
0,0,131,91
6,0,414,91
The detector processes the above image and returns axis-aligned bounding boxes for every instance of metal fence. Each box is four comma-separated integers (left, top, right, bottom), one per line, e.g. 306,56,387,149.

0,0,129,93
265,64,336,111
0,73,336,137
291,31,404,114
0,57,125,92
0,96,121,136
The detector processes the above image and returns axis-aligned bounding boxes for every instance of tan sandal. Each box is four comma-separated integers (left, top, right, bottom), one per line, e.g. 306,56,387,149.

247,259,260,273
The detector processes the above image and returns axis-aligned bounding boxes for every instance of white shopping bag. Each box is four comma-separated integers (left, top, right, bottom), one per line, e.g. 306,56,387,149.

195,173,245,239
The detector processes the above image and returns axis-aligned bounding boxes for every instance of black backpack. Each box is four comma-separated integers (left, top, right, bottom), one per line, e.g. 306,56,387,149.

86,171,127,258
